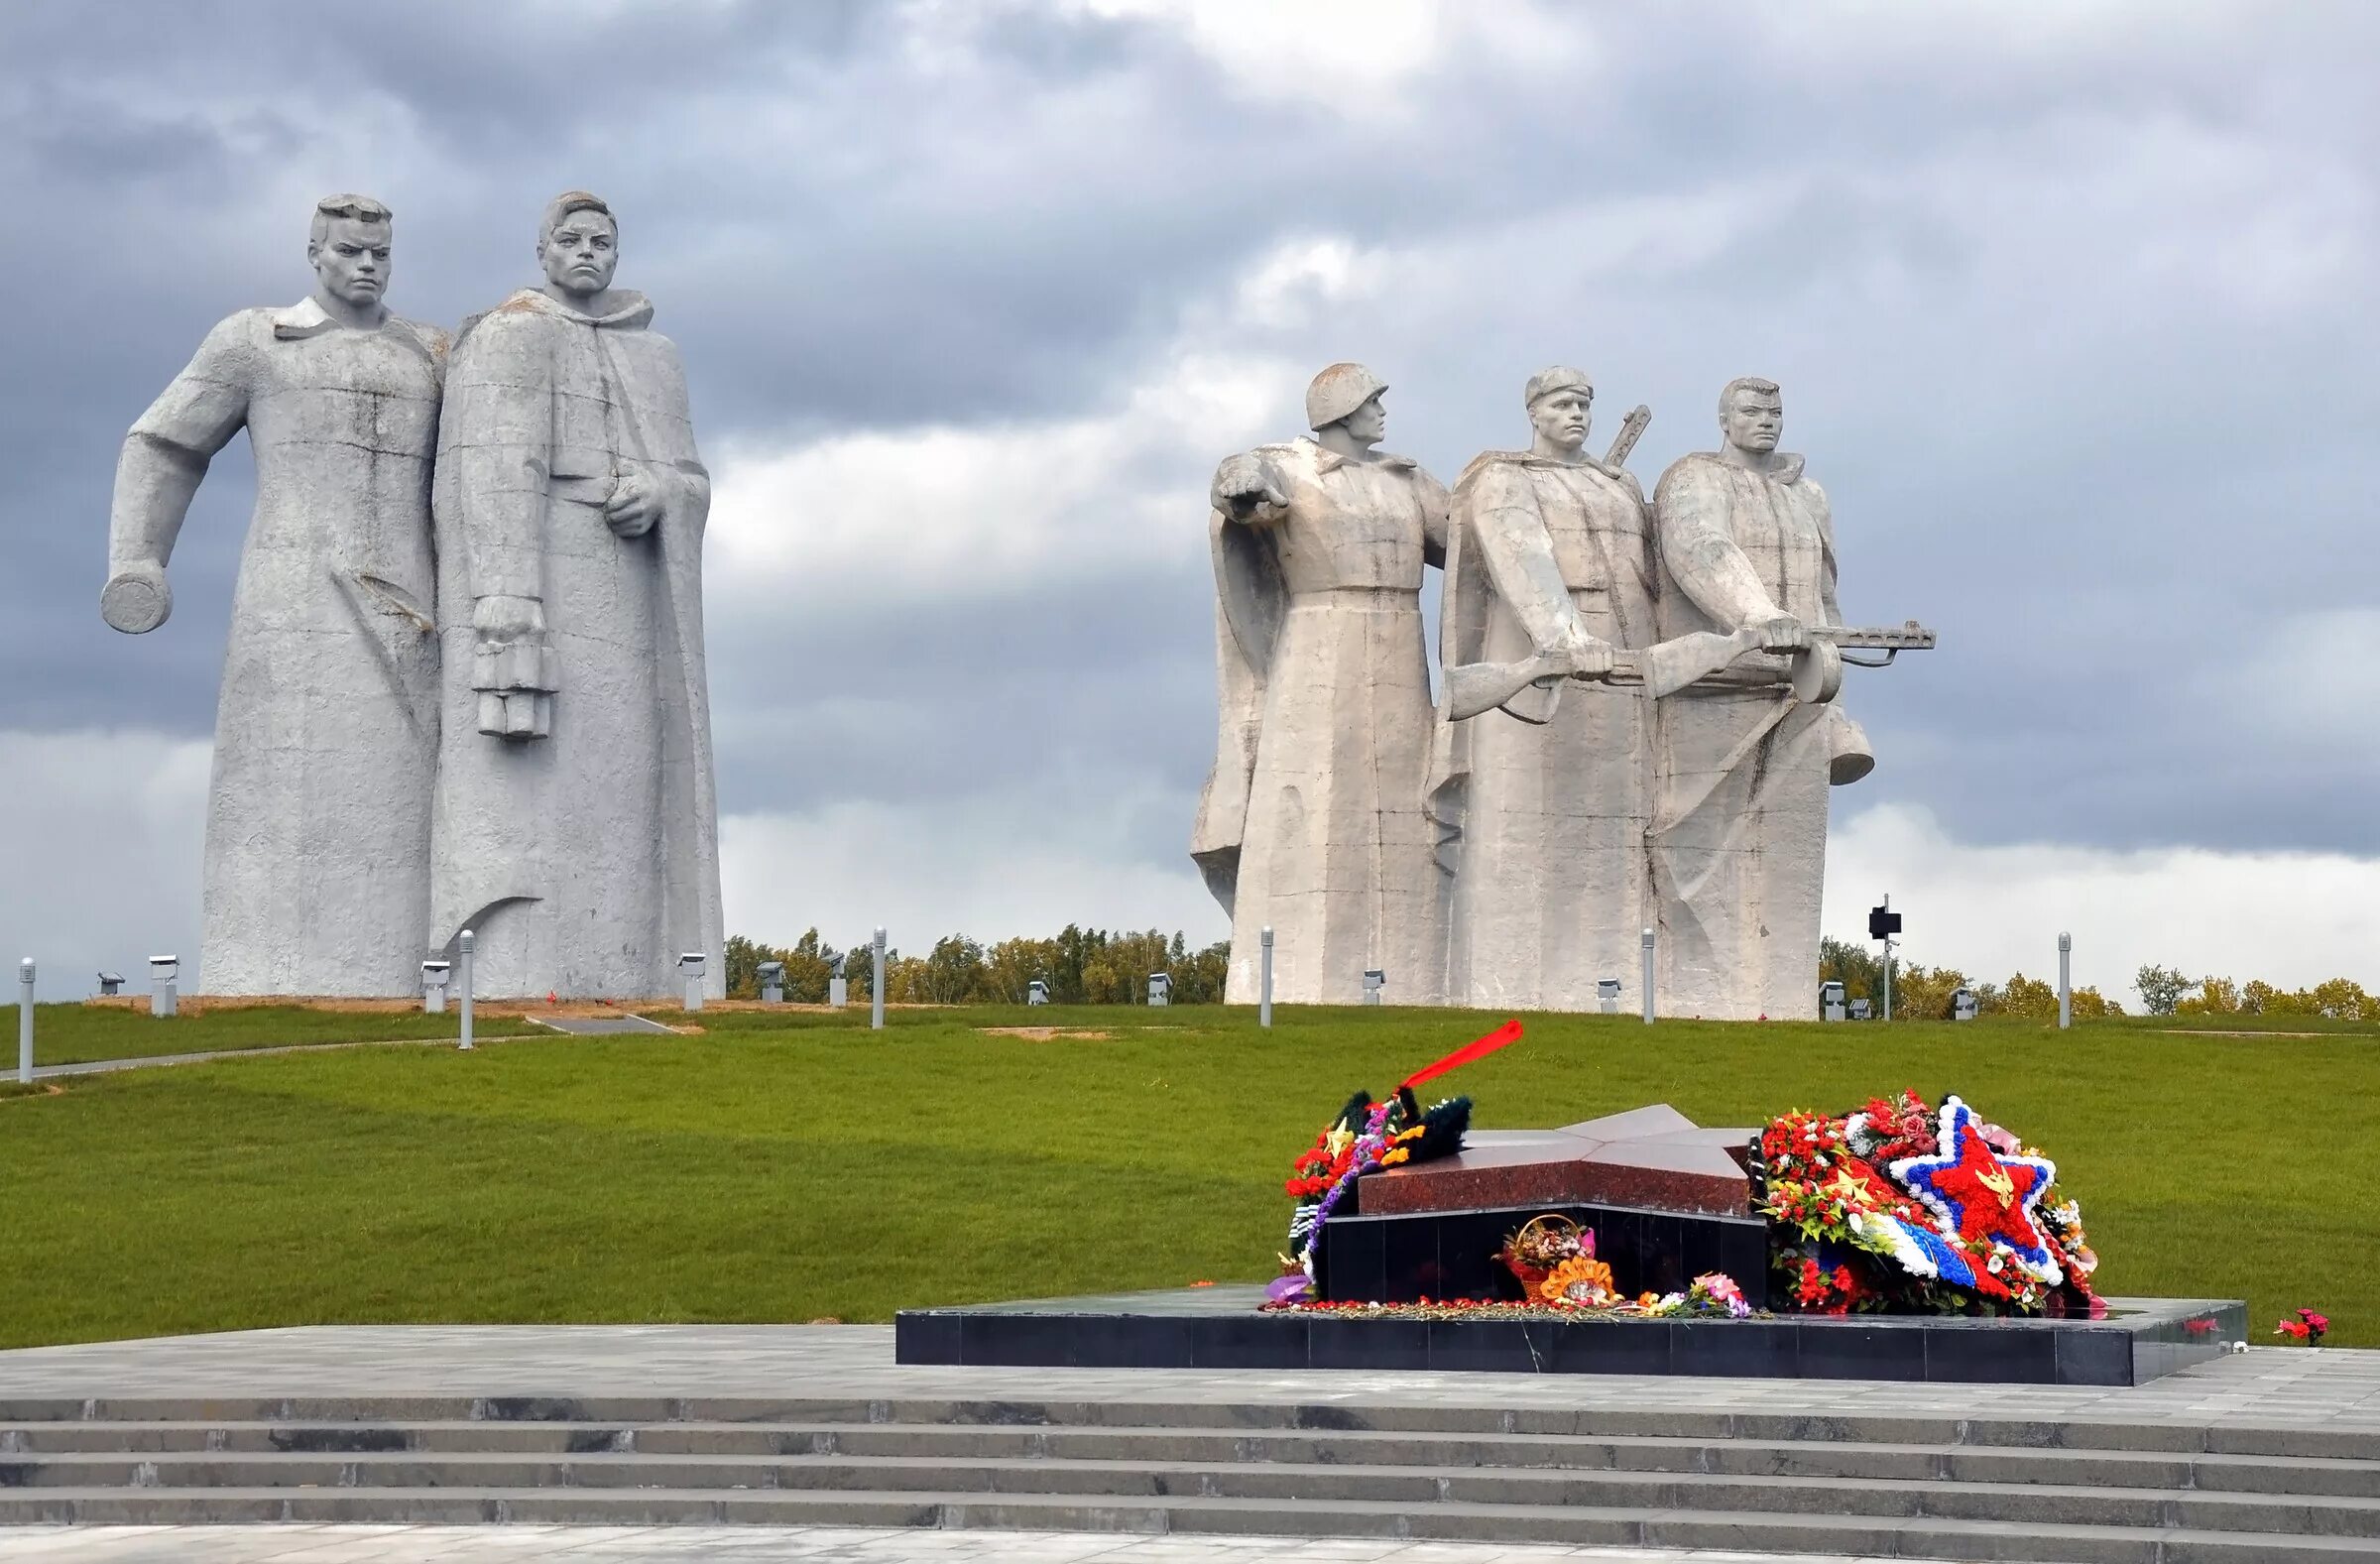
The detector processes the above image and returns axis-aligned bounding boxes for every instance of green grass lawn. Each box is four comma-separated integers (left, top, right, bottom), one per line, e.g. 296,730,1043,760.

0,1004,540,1067
0,1005,2370,1350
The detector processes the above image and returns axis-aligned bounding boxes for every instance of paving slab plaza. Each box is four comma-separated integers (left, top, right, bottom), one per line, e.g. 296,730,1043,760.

0,1523,1917,1561
0,1324,2373,1563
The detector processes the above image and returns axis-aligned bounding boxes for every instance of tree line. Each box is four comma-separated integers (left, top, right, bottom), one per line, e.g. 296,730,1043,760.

722,927,1232,1005
1818,937,2125,1020
2133,964,2380,1020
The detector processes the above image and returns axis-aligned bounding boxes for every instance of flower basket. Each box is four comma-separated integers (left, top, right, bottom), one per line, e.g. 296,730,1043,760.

1499,1213,1586,1292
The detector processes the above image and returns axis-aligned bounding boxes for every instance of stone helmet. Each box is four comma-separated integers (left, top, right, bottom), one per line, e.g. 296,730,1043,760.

1305,362,1387,431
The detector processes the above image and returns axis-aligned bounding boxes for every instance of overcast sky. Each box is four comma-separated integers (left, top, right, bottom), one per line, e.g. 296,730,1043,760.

4,0,2377,1000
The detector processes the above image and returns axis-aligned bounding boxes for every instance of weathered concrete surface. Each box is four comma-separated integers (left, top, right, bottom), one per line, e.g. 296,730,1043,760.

428,192,723,1000
1193,365,1449,1006
1650,378,1871,1022
100,195,445,997
1435,368,1664,1011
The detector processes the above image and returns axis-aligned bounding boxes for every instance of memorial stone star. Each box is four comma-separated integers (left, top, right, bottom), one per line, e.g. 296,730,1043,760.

1889,1097,2061,1282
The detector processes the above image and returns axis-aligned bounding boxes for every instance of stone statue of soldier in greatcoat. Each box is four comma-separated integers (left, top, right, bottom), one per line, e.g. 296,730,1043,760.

101,194,447,996
1432,367,1658,1010
1650,377,1873,1020
428,190,724,1000
1192,364,1450,1006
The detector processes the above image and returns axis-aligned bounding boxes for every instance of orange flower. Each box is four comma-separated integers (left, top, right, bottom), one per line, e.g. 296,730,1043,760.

1540,1255,1616,1307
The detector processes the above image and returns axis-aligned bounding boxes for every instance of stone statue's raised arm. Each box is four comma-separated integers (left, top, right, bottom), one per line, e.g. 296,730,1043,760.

1212,450,1289,528
102,315,256,633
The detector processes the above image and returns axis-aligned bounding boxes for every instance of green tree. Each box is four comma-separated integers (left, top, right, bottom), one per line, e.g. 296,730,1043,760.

2134,963,2191,1017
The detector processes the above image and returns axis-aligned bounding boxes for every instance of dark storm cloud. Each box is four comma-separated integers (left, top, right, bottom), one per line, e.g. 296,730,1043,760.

6,0,2380,909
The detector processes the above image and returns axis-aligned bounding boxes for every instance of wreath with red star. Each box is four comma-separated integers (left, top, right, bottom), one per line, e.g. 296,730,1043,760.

1745,1089,2098,1316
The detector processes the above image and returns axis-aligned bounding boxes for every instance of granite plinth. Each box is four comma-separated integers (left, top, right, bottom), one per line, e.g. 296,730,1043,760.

895,1287,2247,1385
1317,1197,1770,1308
1356,1104,1754,1219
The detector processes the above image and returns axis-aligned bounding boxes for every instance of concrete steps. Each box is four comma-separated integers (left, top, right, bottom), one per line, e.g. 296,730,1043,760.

2,1395,2375,1561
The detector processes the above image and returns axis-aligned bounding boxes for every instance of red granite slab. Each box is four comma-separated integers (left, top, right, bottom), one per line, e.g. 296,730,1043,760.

1355,1104,1756,1219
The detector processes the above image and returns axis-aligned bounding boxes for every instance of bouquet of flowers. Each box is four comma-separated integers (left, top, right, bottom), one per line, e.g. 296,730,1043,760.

1498,1214,1586,1291
1748,1089,2099,1317
1277,1022,1522,1295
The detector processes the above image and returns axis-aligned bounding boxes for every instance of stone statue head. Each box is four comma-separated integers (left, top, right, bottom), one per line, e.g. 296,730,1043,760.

1306,362,1387,446
536,190,620,301
1525,366,1594,457
306,194,393,309
1718,377,1783,455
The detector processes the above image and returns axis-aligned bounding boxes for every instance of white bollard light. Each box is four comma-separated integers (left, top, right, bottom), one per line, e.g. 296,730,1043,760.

1598,978,1621,1016
18,959,32,1086
871,927,886,1030
458,929,476,1050
1147,971,1172,1008
678,951,707,1013
1026,979,1049,1007
758,960,784,1006
1258,925,1273,1029
828,953,848,1010
1362,969,1384,1006
420,959,451,1015
2057,931,2073,1029
1640,927,1656,1024
1820,980,1847,1023
149,955,178,1020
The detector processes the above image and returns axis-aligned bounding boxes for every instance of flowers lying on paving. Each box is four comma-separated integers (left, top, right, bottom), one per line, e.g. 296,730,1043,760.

1265,1270,1756,1322
1750,1090,2100,1317
2276,1308,2329,1344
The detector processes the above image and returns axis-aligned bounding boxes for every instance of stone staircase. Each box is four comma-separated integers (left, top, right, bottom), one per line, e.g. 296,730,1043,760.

3,1394,2377,1561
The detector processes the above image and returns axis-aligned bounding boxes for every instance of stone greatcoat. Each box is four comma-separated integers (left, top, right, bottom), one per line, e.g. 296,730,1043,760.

1649,450,1856,1021
1432,451,1657,1011
108,299,447,995
428,289,723,999
1192,437,1450,1006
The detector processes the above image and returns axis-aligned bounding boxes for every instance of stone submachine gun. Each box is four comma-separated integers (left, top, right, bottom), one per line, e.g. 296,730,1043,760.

1444,621,1938,724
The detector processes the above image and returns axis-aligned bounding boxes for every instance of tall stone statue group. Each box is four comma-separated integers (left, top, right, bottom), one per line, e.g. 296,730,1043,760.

102,192,723,1000
99,192,1922,1015
1193,362,1930,1021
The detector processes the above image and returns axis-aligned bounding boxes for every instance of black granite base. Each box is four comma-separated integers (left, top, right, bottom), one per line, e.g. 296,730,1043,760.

894,1286,2247,1385
1318,1198,1771,1309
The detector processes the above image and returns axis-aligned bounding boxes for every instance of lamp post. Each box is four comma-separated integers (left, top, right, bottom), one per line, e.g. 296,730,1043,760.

17,959,32,1086
1258,926,1273,1029
457,929,476,1050
871,927,886,1031
1639,927,1656,1024
2058,932,2073,1029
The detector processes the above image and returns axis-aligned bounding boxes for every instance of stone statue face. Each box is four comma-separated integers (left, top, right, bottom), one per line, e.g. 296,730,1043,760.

308,216,392,308
1337,394,1386,448
1721,386,1783,454
539,209,620,300
1528,389,1591,455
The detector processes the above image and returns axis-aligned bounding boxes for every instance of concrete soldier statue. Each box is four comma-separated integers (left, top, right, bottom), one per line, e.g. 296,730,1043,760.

1649,377,1877,1021
1433,368,1733,1010
1192,363,1450,1005
100,194,446,996
429,191,724,1000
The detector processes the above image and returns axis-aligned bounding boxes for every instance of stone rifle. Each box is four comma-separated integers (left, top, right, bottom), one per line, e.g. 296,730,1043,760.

1443,621,1937,724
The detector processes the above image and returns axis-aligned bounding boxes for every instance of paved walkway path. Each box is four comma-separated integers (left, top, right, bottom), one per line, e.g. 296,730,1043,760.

1,1323,2374,1430
0,1525,1882,1561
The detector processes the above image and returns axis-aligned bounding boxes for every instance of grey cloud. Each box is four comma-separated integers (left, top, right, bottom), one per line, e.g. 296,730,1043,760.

6,0,2380,940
